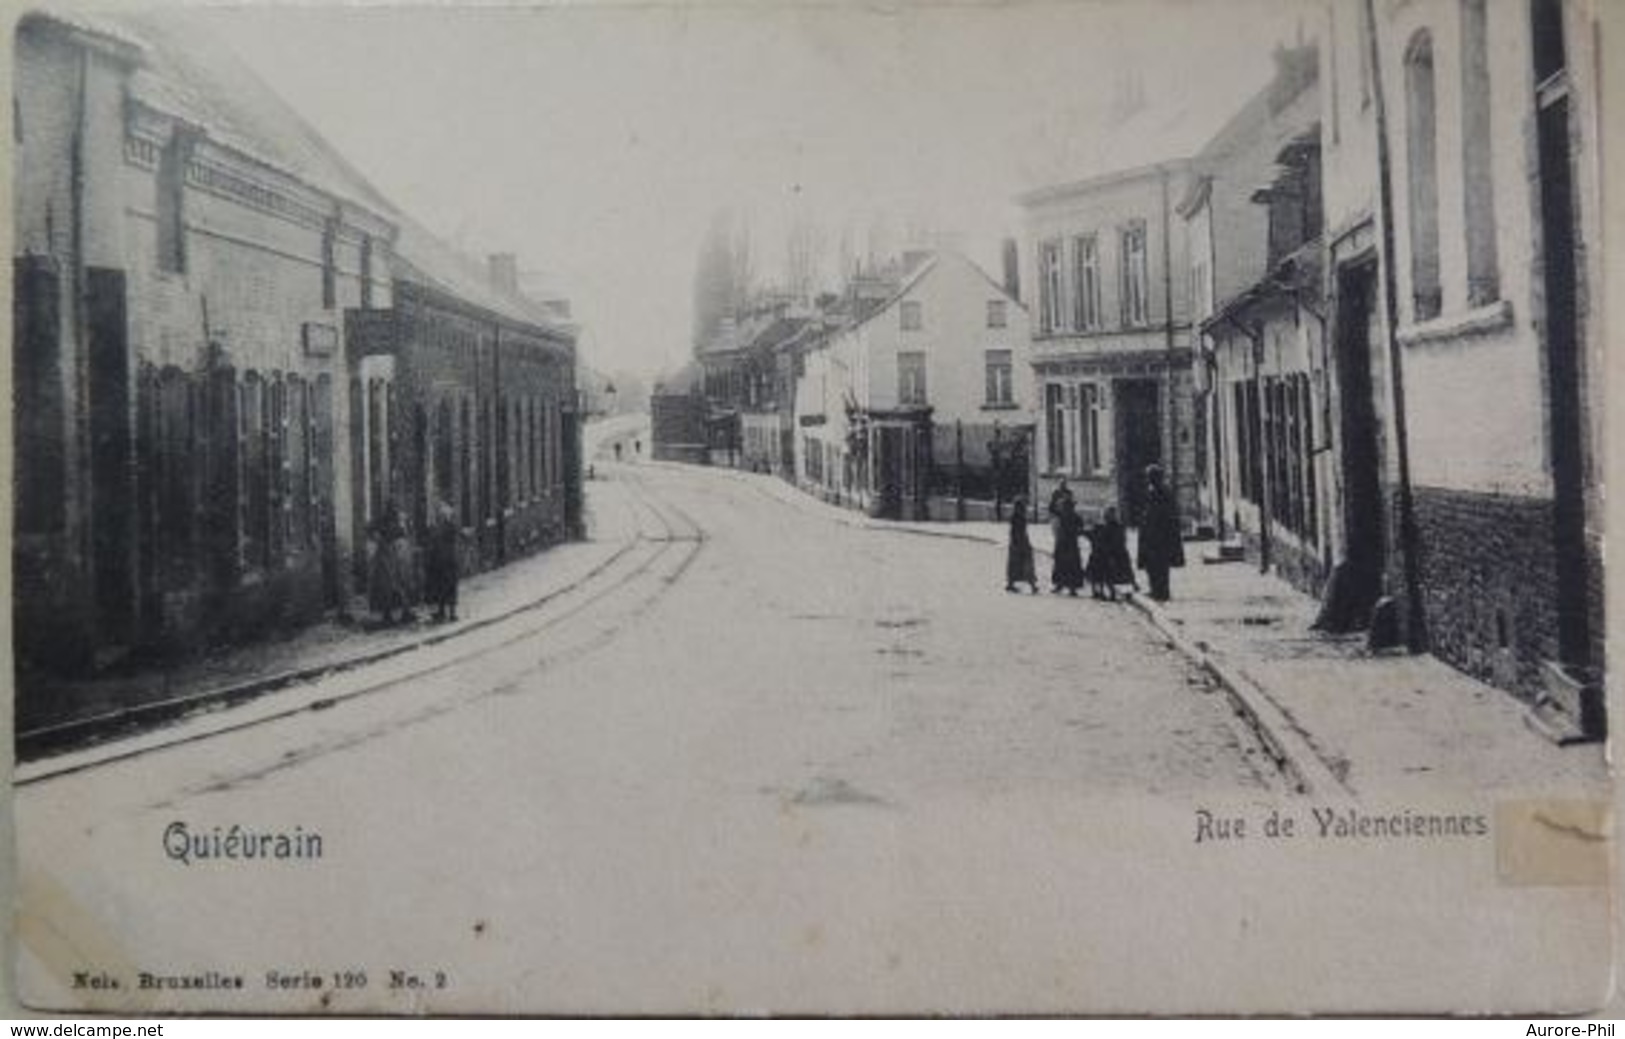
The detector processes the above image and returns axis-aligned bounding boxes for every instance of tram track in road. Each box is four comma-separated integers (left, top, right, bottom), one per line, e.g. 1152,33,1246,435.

17,470,707,789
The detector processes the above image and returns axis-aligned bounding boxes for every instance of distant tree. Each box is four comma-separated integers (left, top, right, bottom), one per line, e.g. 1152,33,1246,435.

692,209,755,351
784,218,827,302
608,369,649,416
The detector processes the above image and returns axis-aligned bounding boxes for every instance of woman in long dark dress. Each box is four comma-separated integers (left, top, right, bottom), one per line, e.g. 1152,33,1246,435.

1051,499,1086,596
1005,496,1039,594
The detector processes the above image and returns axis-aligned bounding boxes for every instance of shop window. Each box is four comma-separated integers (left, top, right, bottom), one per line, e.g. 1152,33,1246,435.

1080,383,1102,474
1045,383,1067,473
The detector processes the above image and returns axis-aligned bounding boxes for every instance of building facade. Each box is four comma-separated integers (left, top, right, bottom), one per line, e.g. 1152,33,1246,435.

344,240,579,590
793,250,1032,520
1318,0,1605,737
1018,161,1198,528
12,12,581,727
1184,45,1331,596
12,12,398,692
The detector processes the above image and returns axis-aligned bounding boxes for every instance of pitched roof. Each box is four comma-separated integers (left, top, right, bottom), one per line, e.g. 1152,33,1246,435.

390,212,572,338
36,8,571,341
832,249,1020,339
1017,64,1272,205
99,10,398,218
744,315,817,355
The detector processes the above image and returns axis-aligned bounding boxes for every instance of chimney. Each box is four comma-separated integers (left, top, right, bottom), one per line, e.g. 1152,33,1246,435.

1001,237,1021,303
488,252,519,295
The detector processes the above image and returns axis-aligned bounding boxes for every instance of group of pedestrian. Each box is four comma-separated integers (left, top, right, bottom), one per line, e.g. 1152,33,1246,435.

1004,466,1183,604
368,499,462,627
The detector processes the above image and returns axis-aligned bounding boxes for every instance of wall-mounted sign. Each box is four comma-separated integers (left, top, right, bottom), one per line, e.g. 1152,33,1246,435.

303,322,338,357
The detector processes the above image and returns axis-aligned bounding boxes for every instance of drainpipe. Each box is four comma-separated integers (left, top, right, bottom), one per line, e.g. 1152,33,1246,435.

70,47,91,588
1362,0,1428,652
1219,309,1270,571
1207,349,1227,540
1159,165,1181,527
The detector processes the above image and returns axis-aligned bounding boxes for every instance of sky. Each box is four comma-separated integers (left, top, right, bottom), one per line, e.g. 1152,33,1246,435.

197,0,1319,382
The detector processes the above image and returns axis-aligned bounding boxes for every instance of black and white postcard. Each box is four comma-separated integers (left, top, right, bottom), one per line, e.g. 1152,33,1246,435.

6,0,1616,1015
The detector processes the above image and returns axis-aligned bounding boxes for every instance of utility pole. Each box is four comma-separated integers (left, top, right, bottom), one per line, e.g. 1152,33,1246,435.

1362,0,1428,653
1160,164,1180,529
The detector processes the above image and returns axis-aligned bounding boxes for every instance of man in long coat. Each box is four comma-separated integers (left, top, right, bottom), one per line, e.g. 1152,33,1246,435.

423,500,460,623
1135,465,1184,602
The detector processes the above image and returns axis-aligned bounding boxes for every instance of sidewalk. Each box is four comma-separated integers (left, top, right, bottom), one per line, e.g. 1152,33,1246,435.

16,479,643,760
685,462,1606,796
1129,558,1607,796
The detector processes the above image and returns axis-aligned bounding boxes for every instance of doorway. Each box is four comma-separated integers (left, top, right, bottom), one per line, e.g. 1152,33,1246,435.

1532,0,1590,671
1115,380,1161,526
1316,259,1385,632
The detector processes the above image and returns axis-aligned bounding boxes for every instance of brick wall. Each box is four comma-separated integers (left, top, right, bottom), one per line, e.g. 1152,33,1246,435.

651,393,707,463
1235,528,1329,600
1399,486,1562,702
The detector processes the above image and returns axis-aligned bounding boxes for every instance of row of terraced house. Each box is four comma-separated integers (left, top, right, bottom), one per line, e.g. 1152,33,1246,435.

12,10,582,727
662,0,1605,741
661,247,1037,524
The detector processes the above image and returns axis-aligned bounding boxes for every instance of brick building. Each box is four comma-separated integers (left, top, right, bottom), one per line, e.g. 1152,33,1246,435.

1318,0,1605,738
12,11,398,689
1182,45,1329,595
345,221,580,588
11,11,580,725
649,361,708,465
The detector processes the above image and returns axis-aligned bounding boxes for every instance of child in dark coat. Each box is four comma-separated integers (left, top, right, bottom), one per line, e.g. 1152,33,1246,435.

1086,506,1136,601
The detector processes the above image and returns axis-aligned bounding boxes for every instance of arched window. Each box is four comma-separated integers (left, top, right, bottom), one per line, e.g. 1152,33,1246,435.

1460,0,1499,305
1404,31,1442,321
